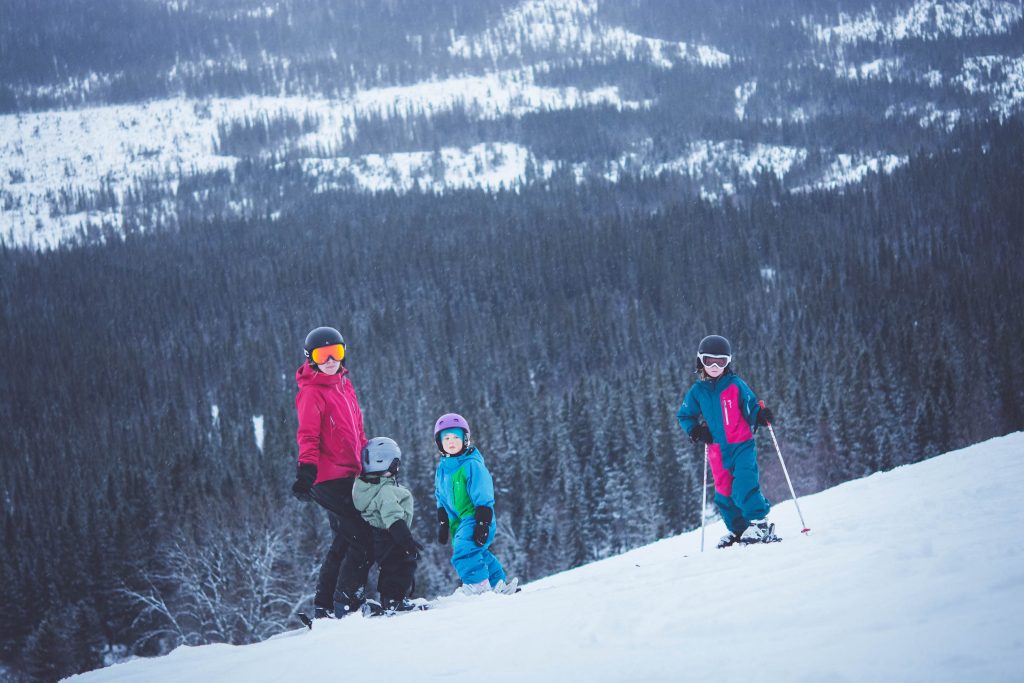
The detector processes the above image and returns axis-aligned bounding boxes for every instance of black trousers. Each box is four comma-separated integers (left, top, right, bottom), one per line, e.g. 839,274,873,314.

373,529,418,602
309,477,374,608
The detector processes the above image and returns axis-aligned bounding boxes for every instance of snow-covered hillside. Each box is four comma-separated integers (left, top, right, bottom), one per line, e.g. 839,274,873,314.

3,0,1023,249
68,432,1024,683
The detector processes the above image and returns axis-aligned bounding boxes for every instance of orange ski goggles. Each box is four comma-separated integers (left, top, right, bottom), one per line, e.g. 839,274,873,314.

310,343,345,365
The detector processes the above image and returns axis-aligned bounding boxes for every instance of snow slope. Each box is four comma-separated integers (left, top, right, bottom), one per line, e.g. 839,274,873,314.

69,432,1024,682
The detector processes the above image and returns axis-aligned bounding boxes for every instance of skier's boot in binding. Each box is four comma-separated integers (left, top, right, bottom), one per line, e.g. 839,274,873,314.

381,596,417,613
717,532,742,549
741,518,781,544
493,577,520,595
458,579,491,596
333,590,365,618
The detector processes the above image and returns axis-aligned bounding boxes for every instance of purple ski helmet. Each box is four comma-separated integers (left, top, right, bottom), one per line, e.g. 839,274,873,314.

434,413,471,454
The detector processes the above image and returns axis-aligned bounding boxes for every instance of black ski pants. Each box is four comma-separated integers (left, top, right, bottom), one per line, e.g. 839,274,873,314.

373,530,418,603
309,477,374,609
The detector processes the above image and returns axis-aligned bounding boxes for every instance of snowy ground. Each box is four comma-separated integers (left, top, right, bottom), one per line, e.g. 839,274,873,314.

69,432,1024,683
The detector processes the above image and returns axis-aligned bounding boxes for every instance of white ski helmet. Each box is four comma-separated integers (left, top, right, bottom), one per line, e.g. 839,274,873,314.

362,437,401,475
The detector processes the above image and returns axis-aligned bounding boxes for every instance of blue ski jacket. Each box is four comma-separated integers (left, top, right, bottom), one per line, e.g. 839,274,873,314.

434,447,496,536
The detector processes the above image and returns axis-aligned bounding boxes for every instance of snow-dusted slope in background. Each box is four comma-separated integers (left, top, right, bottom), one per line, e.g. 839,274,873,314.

69,432,1024,683
3,0,1023,248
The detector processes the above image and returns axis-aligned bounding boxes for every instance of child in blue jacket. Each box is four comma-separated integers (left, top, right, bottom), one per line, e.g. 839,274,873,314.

676,335,780,548
433,413,518,595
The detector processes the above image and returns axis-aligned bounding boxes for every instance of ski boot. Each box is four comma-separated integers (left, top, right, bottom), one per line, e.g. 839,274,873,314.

333,590,365,618
458,579,491,596
493,577,520,595
740,519,781,544
717,532,742,549
381,597,417,613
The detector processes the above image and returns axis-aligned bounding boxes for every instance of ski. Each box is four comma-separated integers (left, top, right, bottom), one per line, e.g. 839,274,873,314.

717,535,783,549
297,612,314,629
360,599,431,618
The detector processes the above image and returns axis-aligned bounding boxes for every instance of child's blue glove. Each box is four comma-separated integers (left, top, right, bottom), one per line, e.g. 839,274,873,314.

472,506,493,546
436,507,450,545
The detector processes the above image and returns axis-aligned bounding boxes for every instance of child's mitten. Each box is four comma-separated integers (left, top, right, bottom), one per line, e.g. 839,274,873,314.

472,506,493,546
436,507,450,544
388,519,424,559
688,424,713,445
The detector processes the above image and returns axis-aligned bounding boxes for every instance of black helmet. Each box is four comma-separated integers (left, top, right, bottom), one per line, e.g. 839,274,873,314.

303,326,346,367
696,334,732,373
362,436,401,475
697,335,732,357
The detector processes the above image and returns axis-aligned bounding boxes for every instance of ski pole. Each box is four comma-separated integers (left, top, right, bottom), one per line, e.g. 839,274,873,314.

700,444,708,552
760,400,811,534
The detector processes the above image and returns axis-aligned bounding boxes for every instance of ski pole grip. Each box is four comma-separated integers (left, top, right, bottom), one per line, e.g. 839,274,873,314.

759,399,772,426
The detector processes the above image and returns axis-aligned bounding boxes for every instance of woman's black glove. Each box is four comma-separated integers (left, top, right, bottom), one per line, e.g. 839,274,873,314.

291,464,317,502
472,506,493,547
436,507,450,545
757,406,774,426
388,519,424,559
688,424,713,445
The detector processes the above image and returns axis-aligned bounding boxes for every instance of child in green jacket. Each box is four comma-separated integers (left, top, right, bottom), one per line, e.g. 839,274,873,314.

352,437,423,611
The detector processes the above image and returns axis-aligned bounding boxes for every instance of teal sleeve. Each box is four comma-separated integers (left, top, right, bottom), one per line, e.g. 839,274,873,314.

676,385,702,434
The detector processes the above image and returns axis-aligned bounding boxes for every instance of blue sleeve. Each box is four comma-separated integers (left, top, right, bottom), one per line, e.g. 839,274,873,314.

676,384,702,434
434,466,447,513
467,459,496,509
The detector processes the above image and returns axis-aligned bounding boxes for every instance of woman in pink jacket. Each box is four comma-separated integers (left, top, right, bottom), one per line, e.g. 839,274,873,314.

291,326,373,619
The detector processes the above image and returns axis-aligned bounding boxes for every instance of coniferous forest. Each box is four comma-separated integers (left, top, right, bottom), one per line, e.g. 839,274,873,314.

1,114,1023,679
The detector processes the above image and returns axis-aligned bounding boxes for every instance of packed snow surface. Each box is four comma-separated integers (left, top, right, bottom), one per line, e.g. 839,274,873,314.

69,432,1024,682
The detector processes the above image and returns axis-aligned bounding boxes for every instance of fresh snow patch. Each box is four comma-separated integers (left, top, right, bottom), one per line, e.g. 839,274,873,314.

735,80,757,121
955,55,1024,118
814,0,1024,44
252,415,264,453
794,152,909,192
449,0,730,68
0,70,645,248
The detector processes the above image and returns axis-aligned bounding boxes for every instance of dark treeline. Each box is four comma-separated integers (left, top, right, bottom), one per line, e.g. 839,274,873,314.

1,118,1023,680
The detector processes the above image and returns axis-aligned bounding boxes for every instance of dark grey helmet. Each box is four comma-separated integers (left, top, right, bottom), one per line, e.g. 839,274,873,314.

362,436,401,475
697,335,732,357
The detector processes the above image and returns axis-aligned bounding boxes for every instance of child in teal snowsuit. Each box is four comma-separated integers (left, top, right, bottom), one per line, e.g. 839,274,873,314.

676,335,780,548
433,413,518,595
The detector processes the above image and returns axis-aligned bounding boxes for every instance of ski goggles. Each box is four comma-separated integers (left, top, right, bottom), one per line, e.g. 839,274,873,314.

310,343,345,365
698,353,731,368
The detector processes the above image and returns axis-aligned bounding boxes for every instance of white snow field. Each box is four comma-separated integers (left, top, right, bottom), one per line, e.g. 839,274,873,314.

69,432,1024,682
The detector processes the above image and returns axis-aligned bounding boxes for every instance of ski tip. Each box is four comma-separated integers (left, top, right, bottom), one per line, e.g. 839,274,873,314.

801,528,811,534
297,612,313,630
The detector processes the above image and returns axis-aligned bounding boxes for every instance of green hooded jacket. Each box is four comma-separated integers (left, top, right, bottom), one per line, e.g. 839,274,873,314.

352,475,414,530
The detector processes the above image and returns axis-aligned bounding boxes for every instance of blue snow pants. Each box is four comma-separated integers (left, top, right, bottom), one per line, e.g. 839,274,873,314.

451,518,506,585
